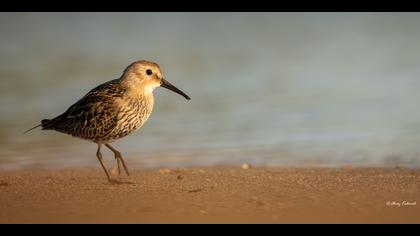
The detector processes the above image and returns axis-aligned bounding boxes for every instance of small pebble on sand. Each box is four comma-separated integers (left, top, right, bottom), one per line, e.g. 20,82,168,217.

159,168,171,174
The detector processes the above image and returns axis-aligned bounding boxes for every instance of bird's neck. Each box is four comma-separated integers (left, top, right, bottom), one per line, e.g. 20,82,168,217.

118,77,155,107
124,86,154,106
120,81,153,99
126,88,154,103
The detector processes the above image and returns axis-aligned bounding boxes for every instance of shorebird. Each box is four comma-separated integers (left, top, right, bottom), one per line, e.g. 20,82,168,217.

25,60,190,182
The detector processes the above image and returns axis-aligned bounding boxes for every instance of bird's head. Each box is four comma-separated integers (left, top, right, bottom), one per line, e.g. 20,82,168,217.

121,60,190,100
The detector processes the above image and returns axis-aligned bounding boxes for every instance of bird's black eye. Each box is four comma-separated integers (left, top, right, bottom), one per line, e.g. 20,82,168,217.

146,69,153,75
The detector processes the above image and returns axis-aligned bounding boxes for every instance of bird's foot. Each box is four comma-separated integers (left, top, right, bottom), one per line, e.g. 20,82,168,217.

107,178,135,185
108,167,134,184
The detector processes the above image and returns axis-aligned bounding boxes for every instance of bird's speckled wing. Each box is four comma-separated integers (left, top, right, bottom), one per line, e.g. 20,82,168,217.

42,79,126,141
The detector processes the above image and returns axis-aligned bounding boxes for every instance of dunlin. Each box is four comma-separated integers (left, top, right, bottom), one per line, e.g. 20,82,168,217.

25,60,190,182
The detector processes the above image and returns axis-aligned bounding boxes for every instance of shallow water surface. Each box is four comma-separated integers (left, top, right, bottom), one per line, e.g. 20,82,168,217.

1,13,420,169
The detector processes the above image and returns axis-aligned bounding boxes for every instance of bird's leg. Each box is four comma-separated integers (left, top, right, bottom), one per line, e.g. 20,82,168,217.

96,144,112,182
105,144,130,176
116,157,122,176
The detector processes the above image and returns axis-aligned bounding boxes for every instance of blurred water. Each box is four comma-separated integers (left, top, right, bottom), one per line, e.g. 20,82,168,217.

1,12,420,170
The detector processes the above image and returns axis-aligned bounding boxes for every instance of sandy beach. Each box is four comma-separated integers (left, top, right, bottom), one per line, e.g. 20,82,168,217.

0,167,419,224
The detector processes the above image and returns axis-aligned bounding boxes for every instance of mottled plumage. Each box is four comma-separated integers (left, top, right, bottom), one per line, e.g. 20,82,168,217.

42,79,153,143
26,60,190,183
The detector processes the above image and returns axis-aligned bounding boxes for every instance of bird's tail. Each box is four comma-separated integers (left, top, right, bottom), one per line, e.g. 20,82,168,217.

23,119,51,134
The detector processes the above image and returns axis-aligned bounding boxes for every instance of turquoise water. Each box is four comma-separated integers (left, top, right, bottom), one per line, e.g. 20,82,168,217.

1,13,420,169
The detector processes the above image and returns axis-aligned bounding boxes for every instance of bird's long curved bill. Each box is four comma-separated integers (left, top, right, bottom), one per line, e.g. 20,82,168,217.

161,79,191,100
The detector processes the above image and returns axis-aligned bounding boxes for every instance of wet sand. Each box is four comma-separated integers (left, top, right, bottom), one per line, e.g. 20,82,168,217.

0,167,419,224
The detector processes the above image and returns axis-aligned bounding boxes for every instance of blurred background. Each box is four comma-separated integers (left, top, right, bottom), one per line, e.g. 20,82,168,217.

1,12,420,170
